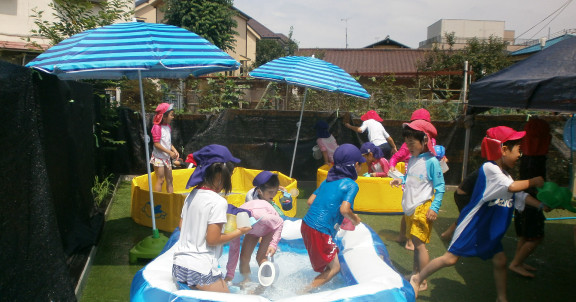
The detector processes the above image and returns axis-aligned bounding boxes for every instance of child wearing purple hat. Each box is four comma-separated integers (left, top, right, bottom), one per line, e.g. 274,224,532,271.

301,144,364,292
173,145,251,293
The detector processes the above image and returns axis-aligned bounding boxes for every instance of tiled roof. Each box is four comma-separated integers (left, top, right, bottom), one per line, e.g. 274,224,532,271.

295,48,430,76
0,40,48,52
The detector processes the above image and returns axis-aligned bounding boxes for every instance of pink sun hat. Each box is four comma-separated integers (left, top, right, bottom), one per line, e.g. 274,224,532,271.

360,110,383,122
403,119,438,156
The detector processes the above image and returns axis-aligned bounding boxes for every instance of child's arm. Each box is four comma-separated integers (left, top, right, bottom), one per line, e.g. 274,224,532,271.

389,143,409,170
340,201,361,226
524,194,552,212
508,176,544,192
345,122,363,133
427,158,446,221
170,145,179,159
307,193,316,206
206,223,251,246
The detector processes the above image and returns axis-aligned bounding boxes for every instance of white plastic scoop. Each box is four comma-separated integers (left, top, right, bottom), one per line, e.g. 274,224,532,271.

257,254,279,287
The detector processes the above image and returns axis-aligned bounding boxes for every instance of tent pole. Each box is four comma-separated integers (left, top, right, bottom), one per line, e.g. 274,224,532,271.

461,61,470,181
290,88,308,178
138,70,158,238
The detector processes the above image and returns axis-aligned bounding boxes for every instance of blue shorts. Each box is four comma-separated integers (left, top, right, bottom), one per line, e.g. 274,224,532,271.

172,264,223,288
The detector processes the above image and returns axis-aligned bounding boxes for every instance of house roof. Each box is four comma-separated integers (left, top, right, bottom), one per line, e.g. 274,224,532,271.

0,40,47,52
295,48,430,77
510,33,576,56
364,36,410,49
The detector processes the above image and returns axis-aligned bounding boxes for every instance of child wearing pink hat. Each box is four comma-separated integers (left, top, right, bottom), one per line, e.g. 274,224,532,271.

345,110,397,160
391,119,445,293
150,102,179,193
410,126,551,301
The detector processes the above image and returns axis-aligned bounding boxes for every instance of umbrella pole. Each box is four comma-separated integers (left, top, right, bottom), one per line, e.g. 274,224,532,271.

290,88,308,178
129,70,168,263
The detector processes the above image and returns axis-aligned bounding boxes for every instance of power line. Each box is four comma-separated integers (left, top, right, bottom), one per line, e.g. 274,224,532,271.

515,0,573,41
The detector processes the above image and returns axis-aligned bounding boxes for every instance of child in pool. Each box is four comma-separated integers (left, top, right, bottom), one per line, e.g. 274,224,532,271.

224,173,284,284
301,144,363,292
390,119,445,292
410,126,550,302
246,171,286,216
172,144,251,293
150,103,179,193
360,142,390,177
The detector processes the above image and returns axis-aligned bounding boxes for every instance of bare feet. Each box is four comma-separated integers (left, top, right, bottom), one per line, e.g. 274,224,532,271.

522,263,537,271
440,231,452,241
405,239,414,251
509,264,535,278
419,280,428,291
409,274,420,298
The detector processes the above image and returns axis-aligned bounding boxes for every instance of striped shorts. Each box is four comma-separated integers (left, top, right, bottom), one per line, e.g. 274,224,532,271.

172,264,223,288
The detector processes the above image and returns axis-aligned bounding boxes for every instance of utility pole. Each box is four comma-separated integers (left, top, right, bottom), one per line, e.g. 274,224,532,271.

341,18,349,48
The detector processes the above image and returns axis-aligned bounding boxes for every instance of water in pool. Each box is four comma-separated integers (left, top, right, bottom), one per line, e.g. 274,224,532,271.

219,242,347,300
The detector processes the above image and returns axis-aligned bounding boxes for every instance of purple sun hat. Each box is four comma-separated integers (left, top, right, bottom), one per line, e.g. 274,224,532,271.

326,144,365,182
186,144,240,189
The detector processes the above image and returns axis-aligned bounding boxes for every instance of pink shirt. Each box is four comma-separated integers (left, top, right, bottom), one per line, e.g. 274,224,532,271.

317,135,338,163
368,157,390,177
225,199,284,279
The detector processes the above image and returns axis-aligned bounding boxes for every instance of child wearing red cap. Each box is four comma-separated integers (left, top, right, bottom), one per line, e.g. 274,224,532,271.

390,119,445,292
344,110,397,160
410,126,551,302
150,102,179,193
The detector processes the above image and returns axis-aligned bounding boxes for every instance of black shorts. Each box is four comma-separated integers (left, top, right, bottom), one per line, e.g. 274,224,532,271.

378,143,392,160
514,206,545,240
454,192,471,213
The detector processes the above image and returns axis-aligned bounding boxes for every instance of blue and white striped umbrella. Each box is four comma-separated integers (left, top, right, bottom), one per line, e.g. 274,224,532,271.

26,22,240,80
250,56,370,177
249,56,370,99
26,22,239,248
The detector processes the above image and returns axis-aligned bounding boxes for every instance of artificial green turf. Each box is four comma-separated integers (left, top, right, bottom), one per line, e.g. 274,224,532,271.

79,180,576,302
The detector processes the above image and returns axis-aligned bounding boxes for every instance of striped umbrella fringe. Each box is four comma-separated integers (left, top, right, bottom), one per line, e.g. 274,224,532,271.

250,56,370,99
26,22,239,80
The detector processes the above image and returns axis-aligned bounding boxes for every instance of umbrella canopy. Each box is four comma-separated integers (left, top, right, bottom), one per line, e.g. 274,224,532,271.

469,35,576,112
249,56,370,177
250,56,371,99
26,22,240,80
26,22,239,257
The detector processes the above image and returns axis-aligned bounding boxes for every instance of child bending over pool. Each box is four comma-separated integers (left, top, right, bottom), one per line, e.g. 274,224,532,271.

172,145,251,293
360,142,390,177
225,171,284,284
410,126,550,302
301,144,363,292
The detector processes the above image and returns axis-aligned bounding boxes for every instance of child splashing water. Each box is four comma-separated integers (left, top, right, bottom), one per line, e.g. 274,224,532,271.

172,145,251,293
150,103,179,193
226,171,284,285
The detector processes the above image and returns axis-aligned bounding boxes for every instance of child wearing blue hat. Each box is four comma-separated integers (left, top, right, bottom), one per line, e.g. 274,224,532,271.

245,171,285,216
301,144,363,292
360,142,390,177
172,144,252,293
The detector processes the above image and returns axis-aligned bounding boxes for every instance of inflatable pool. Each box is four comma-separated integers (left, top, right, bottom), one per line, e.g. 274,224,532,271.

316,163,405,214
130,219,415,301
131,168,298,232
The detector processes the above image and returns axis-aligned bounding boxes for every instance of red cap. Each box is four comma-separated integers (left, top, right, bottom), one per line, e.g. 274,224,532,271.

403,120,438,155
185,153,196,165
481,126,526,160
410,108,431,122
361,110,383,122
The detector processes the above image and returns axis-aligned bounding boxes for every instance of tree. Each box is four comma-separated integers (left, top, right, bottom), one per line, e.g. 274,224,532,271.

163,0,237,52
30,0,133,46
255,26,299,67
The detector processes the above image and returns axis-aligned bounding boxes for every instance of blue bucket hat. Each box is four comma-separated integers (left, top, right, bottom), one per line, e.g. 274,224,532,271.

253,171,274,187
327,144,365,182
315,120,331,138
186,144,240,189
360,142,384,159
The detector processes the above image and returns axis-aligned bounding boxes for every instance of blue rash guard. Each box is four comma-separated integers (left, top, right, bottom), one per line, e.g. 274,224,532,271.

303,178,359,238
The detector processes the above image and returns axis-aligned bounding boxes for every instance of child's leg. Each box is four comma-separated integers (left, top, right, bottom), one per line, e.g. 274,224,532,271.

196,278,230,293
153,164,166,192
239,235,259,280
412,236,429,290
492,251,508,302
164,165,174,193
410,251,459,297
441,222,457,241
305,255,341,292
509,237,541,277
398,216,414,250
225,237,241,282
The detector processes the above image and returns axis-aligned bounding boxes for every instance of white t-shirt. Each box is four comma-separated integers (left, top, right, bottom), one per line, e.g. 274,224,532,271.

173,189,228,275
151,124,172,160
359,119,390,146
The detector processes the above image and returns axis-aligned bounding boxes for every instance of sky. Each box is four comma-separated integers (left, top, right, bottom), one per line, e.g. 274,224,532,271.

233,0,576,49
